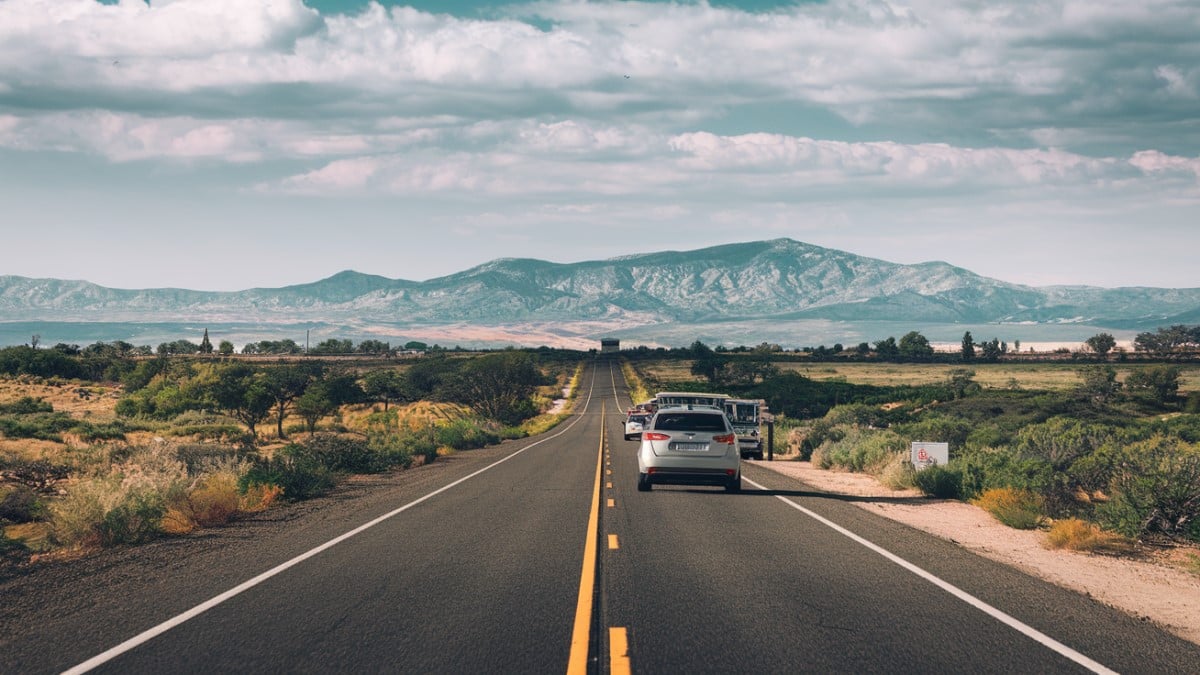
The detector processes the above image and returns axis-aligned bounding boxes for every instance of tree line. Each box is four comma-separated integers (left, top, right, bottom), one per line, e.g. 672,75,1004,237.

112,351,549,436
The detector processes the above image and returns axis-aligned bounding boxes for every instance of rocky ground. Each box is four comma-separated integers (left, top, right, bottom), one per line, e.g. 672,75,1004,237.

754,458,1200,646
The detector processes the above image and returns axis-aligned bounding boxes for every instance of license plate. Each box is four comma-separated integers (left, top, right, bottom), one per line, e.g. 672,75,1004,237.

671,442,708,451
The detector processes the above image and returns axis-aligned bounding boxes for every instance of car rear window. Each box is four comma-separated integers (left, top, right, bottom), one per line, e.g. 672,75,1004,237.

652,412,728,432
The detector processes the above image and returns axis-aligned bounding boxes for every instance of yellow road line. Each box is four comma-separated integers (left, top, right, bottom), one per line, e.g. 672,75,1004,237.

608,534,619,549
610,627,631,675
607,498,615,508
567,403,604,675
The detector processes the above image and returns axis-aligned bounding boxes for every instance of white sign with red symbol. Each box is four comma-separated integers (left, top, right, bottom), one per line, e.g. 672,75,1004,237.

911,442,949,471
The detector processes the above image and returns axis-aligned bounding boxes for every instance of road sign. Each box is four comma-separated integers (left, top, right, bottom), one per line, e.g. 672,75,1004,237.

911,442,949,471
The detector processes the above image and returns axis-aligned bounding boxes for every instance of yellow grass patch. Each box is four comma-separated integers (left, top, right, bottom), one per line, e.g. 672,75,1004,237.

0,377,121,419
972,487,1046,530
1044,518,1132,553
635,359,1200,393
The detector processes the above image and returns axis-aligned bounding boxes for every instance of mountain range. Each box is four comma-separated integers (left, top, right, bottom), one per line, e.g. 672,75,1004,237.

2,239,1197,347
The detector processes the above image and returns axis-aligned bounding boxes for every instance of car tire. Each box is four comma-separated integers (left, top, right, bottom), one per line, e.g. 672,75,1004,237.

753,452,763,461
637,473,651,492
725,473,741,493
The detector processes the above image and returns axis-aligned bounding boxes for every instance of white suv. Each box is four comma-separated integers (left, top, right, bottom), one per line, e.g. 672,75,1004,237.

636,406,741,492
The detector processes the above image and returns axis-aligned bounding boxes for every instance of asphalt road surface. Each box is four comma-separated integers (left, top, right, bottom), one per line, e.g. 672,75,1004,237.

3,359,1199,674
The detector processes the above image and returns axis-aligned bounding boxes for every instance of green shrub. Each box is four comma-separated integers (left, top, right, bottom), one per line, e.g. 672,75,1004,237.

303,434,381,473
240,446,335,501
50,476,170,547
813,426,905,474
0,485,44,523
895,414,973,450
436,418,501,451
402,431,440,466
0,396,53,414
1096,436,1200,540
913,465,962,499
365,431,415,471
954,446,1056,503
76,421,129,442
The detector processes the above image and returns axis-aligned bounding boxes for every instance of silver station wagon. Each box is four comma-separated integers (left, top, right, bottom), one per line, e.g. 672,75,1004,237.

636,406,741,492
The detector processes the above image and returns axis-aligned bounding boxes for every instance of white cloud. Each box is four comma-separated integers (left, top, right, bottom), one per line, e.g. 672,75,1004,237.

1130,150,1200,177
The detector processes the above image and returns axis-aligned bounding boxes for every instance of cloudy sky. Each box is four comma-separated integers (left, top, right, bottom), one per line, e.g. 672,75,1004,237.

1,0,1197,292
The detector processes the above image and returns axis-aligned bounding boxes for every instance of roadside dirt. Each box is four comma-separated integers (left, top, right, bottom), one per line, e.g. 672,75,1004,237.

754,458,1200,646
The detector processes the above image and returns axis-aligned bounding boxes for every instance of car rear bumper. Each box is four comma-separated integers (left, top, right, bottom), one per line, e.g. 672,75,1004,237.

643,466,738,486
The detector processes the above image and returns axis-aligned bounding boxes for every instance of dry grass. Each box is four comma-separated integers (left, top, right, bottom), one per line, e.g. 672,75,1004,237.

635,359,1200,393
0,377,122,419
1044,518,1133,554
972,487,1046,530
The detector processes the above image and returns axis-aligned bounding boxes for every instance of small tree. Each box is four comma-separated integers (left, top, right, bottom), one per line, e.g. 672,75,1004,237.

1078,365,1121,405
960,331,976,363
211,365,274,436
295,383,337,434
363,369,409,411
1085,333,1117,359
218,340,235,356
898,331,934,362
1125,366,1182,406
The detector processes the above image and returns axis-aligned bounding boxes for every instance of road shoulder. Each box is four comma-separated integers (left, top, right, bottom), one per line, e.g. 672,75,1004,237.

752,458,1200,646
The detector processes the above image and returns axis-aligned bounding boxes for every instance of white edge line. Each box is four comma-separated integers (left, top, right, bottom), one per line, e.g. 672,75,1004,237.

742,476,1118,675
63,373,599,675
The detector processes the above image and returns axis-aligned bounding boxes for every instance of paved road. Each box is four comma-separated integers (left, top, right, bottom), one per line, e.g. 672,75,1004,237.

3,359,1199,673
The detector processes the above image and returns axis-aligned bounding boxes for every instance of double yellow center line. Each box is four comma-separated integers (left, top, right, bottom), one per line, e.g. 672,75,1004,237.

567,403,630,675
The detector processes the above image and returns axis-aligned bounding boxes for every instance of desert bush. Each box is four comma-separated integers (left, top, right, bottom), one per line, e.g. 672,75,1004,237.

50,445,190,547
1044,518,1130,553
240,445,335,501
974,487,1046,529
365,431,415,470
0,485,44,523
401,427,440,466
303,434,381,473
163,472,242,534
75,421,129,443
0,412,76,442
877,454,917,490
913,465,962,499
809,445,831,470
954,446,1056,503
1096,436,1200,540
0,396,54,414
174,444,242,473
1,458,70,493
895,414,973,451
436,418,501,451
814,426,905,474
51,477,163,547
239,483,283,512
824,403,894,429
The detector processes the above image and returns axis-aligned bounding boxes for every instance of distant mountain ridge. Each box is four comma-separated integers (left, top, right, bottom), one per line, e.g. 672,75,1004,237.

1,239,1197,330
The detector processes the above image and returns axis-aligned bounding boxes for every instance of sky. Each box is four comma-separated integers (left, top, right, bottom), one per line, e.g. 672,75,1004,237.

1,0,1198,292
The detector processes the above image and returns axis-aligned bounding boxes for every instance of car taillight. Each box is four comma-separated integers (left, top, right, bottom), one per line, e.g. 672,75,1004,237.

642,432,671,441
713,434,736,444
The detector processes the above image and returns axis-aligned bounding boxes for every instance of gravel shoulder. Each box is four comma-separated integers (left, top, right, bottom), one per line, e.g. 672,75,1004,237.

753,458,1200,646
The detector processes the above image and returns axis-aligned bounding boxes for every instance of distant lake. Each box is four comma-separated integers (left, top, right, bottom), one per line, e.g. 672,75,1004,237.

0,320,1138,352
